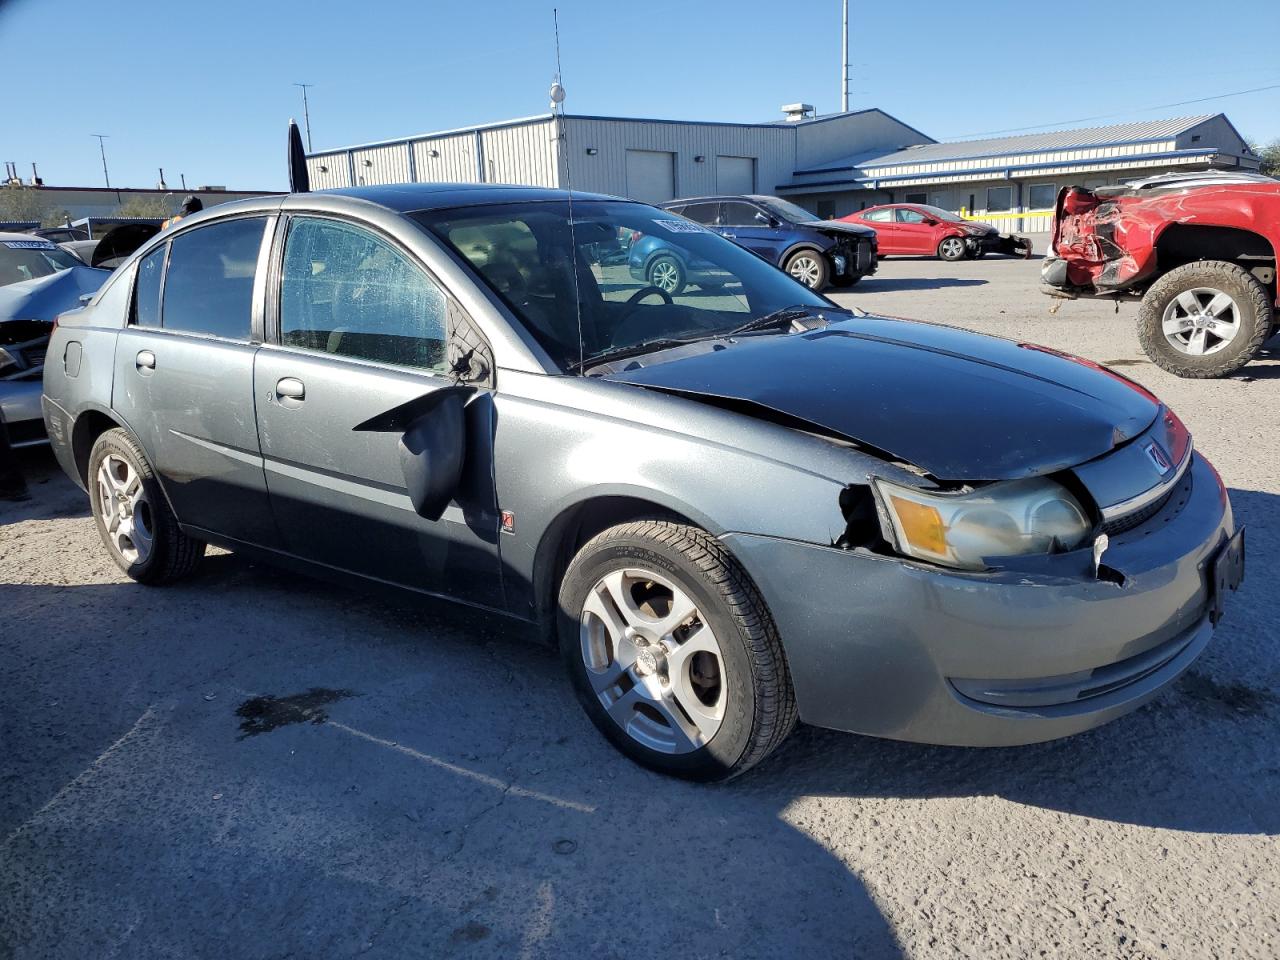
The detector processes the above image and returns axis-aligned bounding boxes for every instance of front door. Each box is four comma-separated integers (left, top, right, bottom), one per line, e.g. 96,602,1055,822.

111,215,279,546
254,215,503,608
717,200,786,264
892,207,938,254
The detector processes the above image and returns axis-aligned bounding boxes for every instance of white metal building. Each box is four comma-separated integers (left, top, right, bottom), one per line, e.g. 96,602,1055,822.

308,109,1261,230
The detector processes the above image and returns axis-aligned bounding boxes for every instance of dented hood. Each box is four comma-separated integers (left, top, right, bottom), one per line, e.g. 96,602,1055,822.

606,315,1159,481
0,264,109,323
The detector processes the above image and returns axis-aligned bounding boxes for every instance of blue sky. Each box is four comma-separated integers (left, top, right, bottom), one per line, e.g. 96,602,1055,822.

3,0,1277,191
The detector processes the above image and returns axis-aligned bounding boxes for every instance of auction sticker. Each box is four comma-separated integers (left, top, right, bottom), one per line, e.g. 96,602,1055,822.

653,219,707,234
3,239,57,249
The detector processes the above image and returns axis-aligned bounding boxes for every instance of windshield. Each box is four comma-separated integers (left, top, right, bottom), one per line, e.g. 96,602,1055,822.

756,197,822,223
415,200,827,371
914,204,964,223
0,240,80,288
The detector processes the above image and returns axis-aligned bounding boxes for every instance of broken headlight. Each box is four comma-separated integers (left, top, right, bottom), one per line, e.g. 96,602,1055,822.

872,476,1091,571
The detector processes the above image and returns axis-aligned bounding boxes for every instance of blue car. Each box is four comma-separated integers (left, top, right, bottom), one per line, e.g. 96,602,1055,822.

629,195,877,293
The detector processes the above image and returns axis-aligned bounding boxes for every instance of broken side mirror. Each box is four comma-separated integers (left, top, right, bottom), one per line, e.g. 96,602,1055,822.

352,385,474,521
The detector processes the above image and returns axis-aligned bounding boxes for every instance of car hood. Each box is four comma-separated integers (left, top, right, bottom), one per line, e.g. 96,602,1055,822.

812,220,877,239
0,265,110,322
605,315,1159,482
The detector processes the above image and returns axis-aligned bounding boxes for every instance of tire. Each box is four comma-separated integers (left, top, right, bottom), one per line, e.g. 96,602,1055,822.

558,520,797,781
1136,261,1273,378
784,250,828,290
88,428,205,584
937,236,968,261
830,274,861,288
647,255,686,296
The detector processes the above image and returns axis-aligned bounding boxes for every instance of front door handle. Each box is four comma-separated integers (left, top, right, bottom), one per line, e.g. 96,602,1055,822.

275,377,306,401
135,349,156,371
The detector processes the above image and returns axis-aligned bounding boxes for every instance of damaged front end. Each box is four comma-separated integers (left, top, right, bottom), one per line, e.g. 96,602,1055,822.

1041,185,1157,300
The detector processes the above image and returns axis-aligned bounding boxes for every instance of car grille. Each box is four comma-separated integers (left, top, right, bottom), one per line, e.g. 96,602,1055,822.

1,336,48,381
1101,490,1173,535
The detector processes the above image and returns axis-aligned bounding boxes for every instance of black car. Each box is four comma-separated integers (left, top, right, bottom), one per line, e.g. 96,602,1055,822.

657,195,877,290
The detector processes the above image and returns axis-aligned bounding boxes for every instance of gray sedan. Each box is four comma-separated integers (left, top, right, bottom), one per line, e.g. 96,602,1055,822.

41,184,1244,780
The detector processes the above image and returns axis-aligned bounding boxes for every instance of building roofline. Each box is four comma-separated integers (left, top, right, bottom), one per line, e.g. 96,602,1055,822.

778,147,1226,191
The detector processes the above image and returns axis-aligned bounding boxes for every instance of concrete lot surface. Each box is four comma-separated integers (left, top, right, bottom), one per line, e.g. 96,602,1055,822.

2,253,1278,959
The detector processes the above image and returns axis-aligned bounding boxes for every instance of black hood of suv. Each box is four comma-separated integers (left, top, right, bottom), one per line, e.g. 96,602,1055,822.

606,315,1158,482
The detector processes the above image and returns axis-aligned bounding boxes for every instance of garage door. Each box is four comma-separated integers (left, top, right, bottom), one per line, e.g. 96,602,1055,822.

625,150,676,203
716,156,756,194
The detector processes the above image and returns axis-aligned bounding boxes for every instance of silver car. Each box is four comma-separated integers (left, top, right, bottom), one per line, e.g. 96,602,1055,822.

41,185,1244,780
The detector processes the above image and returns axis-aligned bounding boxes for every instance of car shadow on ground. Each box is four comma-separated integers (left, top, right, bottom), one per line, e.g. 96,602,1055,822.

3,459,1276,956
857,276,988,293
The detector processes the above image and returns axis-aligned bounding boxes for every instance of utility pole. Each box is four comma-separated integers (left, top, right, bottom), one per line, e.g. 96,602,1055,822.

294,83,314,152
841,0,850,113
91,134,111,188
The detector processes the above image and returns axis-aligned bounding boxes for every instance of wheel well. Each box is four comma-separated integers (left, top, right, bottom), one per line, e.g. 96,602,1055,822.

1156,225,1276,289
532,496,698,639
70,410,123,486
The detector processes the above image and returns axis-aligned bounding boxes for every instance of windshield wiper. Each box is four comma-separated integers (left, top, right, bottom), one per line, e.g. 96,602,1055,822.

570,337,702,373
725,304,836,337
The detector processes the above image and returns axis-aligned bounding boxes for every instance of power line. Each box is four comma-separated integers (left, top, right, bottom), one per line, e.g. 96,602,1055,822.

941,81,1280,141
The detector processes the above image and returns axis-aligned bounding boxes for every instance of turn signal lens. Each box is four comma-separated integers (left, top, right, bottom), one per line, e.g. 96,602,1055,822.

888,496,946,555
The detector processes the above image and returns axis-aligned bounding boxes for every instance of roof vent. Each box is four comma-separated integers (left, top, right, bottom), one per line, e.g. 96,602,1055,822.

781,102,815,123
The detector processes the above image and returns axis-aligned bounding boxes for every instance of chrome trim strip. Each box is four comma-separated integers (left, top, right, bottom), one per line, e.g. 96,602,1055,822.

1099,441,1194,521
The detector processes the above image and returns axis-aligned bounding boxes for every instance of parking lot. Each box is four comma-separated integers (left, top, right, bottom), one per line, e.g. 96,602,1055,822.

2,251,1277,959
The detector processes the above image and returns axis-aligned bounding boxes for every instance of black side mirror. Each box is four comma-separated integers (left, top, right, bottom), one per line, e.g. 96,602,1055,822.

353,385,474,521
754,211,778,227
921,217,938,226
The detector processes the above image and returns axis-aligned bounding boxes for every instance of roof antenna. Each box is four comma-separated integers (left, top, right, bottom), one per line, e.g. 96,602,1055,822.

551,7,584,374
288,119,311,193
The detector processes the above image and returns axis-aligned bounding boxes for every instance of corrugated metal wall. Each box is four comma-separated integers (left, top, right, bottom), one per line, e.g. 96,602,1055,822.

561,118,795,199
482,121,559,186
412,132,483,183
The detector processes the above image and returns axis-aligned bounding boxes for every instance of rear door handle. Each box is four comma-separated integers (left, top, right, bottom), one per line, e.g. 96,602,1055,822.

135,349,156,371
275,377,306,401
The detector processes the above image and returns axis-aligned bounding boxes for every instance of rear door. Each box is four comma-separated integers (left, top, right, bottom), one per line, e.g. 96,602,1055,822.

253,214,503,607
858,208,899,252
111,214,279,546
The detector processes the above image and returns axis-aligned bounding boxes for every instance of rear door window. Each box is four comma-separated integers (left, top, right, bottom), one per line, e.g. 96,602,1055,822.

862,209,893,223
161,218,266,339
678,203,720,225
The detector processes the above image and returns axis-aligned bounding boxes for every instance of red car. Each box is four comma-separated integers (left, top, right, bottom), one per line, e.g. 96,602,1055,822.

1042,171,1279,378
841,204,1031,261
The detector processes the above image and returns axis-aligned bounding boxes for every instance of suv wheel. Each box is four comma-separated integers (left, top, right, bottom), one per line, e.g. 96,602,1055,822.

785,250,828,290
1137,261,1273,378
88,428,205,583
937,236,968,261
647,255,686,295
558,520,797,781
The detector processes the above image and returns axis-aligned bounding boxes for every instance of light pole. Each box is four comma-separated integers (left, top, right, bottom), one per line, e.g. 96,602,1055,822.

294,83,314,152
91,134,111,188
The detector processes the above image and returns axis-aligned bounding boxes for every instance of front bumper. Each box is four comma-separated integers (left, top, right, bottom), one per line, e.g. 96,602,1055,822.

1,377,48,446
723,452,1233,746
972,232,1033,258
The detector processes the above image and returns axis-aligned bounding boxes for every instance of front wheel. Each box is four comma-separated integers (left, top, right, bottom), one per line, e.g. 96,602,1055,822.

558,520,797,781
937,236,968,261
88,428,205,583
784,250,828,290
1136,261,1273,378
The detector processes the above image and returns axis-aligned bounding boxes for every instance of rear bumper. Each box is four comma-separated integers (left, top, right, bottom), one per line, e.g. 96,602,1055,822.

723,453,1233,747
0,377,48,446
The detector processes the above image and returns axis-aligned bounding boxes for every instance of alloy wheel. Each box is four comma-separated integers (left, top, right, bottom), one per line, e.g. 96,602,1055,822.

1161,287,1242,356
650,259,682,293
787,255,822,288
939,237,966,260
95,454,154,565
579,567,725,754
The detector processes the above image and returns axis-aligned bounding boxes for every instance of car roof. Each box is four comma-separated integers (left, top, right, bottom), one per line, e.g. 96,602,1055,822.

323,182,625,212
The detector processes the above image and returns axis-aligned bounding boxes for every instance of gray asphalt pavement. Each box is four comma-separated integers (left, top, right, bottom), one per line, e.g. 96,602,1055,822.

2,252,1278,959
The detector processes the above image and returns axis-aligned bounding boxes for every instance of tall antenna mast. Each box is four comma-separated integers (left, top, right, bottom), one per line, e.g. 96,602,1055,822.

841,0,850,112
294,83,314,152
551,7,584,373
91,134,111,188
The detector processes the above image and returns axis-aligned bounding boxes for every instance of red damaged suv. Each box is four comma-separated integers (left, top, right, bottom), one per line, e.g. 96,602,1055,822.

1042,171,1279,377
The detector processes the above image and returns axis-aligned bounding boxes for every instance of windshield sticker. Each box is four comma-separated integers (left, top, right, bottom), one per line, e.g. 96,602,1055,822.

653,219,707,234
3,239,57,249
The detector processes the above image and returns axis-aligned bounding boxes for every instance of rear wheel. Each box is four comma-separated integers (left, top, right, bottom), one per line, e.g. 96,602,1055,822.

784,250,828,290
88,428,205,583
647,255,686,295
1137,261,1272,378
558,520,797,781
937,236,968,261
